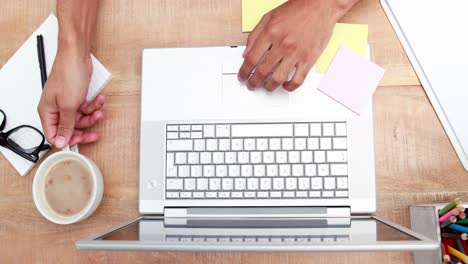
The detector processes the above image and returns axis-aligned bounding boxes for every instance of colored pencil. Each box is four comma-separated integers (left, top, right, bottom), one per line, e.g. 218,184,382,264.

448,245,468,264
443,240,453,262
451,258,463,264
442,216,459,228
450,224,468,234
457,219,468,226
442,233,468,240
441,209,462,223
440,198,463,216
462,240,468,256
458,239,467,254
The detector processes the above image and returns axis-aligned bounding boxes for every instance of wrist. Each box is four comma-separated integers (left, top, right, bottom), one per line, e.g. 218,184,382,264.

57,32,90,62
300,0,359,22
330,0,359,18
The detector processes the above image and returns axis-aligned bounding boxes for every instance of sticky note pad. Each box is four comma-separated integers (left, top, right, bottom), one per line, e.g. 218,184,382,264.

316,23,368,73
318,46,384,115
242,0,286,32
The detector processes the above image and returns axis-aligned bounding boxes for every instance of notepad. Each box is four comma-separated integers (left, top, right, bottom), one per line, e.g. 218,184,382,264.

316,23,368,73
0,14,112,176
318,46,384,115
241,0,287,32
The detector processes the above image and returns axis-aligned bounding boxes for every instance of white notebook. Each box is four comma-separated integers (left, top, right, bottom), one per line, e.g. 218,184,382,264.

0,14,112,176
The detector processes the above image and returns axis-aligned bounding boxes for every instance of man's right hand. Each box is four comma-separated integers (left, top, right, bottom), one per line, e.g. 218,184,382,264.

38,49,105,149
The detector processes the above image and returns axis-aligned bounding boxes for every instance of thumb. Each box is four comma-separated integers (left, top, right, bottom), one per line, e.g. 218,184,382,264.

55,108,76,149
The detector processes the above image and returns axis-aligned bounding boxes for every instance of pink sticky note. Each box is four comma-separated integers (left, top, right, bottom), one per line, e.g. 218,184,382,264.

318,46,384,115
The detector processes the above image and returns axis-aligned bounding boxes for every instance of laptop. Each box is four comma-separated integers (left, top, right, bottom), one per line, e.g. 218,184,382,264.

381,0,468,171
76,46,437,251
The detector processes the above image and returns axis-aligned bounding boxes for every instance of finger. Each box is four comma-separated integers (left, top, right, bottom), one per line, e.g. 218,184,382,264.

79,95,106,115
55,108,77,148
282,63,313,91
69,132,98,146
264,57,297,91
246,47,283,89
75,110,104,129
37,99,59,143
243,13,271,58
238,35,272,82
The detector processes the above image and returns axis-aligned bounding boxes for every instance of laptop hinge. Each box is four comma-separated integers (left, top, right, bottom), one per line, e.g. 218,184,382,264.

164,207,351,218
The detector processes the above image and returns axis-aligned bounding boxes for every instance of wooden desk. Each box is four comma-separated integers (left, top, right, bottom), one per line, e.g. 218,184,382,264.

1,0,467,263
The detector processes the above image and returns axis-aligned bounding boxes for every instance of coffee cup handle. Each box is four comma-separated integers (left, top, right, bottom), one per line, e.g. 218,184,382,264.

62,145,79,153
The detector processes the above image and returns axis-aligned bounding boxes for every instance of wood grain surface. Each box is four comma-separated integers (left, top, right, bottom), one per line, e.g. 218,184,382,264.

1,0,467,263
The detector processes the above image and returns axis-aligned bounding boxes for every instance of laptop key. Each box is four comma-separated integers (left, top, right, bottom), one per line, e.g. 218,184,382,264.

231,192,243,198
180,192,192,198
260,178,271,190
335,191,349,197
286,178,297,190
337,177,348,189
331,164,347,176
196,178,208,190
209,178,221,190
166,192,179,198
324,177,336,189
222,178,233,190
327,151,347,162
296,191,307,197
193,192,204,198
205,192,217,198
206,139,218,151
309,191,321,197
218,192,230,198
311,178,322,189
273,178,284,190
244,191,256,198
184,179,196,190
298,178,310,190
247,178,259,190
270,191,282,198
234,178,246,190
167,179,183,190
175,152,187,164
167,140,193,151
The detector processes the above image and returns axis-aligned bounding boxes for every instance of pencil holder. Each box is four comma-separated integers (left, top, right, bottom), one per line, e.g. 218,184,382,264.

410,203,464,264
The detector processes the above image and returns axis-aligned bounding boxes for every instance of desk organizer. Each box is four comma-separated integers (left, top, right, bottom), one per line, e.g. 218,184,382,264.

410,203,467,264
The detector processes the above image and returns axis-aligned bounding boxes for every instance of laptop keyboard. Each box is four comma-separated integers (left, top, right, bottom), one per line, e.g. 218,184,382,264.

165,122,348,199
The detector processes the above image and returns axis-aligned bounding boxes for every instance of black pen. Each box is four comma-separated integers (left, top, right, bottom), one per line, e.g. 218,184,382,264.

36,35,47,88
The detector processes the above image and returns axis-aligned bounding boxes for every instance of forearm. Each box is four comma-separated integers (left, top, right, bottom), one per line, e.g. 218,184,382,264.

56,0,100,59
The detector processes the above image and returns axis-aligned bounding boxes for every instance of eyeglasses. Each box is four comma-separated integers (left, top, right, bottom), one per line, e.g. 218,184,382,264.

0,109,50,163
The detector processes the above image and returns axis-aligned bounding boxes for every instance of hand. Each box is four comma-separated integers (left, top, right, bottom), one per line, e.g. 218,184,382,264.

38,49,105,148
238,0,355,91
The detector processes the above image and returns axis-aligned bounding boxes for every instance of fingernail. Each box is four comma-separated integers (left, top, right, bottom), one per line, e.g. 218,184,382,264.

55,136,66,148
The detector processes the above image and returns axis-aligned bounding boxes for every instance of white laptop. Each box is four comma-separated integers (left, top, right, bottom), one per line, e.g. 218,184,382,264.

76,46,437,251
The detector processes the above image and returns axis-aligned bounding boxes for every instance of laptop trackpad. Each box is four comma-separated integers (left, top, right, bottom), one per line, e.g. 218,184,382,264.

221,74,290,108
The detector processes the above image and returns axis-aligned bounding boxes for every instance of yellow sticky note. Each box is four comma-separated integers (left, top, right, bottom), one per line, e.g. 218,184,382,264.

242,0,287,32
316,23,368,73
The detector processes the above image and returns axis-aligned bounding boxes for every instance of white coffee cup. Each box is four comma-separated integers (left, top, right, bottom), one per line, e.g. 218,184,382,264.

33,147,104,225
